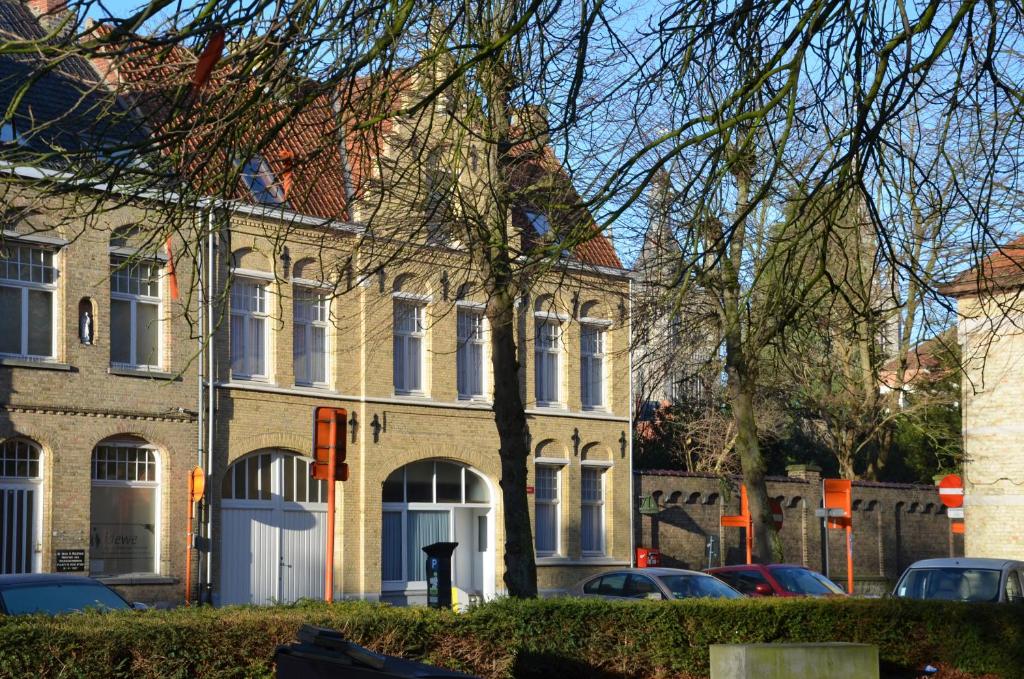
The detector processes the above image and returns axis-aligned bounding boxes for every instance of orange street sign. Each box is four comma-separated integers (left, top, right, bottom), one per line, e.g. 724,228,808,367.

189,466,206,504
823,479,852,529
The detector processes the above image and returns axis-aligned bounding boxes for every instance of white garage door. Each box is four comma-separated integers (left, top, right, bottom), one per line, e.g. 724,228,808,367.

220,450,327,605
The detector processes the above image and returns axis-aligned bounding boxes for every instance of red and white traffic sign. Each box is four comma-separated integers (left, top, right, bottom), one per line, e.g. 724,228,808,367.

938,474,964,509
769,498,784,531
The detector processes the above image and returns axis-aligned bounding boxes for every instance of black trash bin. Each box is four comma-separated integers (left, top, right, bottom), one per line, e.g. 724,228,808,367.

276,626,478,679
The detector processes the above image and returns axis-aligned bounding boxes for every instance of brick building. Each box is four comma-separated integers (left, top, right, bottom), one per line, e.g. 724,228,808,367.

941,236,1024,561
0,0,633,605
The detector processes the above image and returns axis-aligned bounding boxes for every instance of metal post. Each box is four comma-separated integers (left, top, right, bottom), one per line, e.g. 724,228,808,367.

325,413,337,603
845,523,854,594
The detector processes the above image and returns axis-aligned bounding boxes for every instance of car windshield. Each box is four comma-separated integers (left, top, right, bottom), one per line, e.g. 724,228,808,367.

895,568,1001,603
771,567,845,596
1,583,130,615
660,574,742,599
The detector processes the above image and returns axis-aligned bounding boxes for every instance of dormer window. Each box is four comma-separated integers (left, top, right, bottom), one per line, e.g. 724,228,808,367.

524,210,551,236
241,156,287,205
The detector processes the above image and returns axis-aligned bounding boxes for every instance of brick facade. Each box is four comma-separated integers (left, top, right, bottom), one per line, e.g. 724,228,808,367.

634,466,962,594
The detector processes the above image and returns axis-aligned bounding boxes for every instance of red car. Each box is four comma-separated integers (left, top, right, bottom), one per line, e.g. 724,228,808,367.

705,564,846,597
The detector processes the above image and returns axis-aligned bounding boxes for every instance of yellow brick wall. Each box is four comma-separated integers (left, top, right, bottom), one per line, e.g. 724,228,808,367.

957,292,1024,560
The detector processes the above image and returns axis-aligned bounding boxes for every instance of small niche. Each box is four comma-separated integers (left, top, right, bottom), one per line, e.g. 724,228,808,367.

78,297,95,345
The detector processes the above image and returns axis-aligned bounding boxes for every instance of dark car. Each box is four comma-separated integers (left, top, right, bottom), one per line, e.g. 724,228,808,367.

705,564,846,597
0,574,140,615
893,558,1024,603
572,567,743,601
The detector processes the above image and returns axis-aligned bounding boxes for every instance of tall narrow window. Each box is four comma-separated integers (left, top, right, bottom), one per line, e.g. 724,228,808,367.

294,287,329,386
457,308,485,399
534,320,561,404
580,325,605,409
393,301,425,393
110,257,161,369
581,467,606,555
0,244,57,360
534,465,560,556
231,279,268,379
90,442,159,576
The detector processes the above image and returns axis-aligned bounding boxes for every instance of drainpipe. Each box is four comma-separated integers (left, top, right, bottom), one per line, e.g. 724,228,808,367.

194,211,205,605
628,276,635,568
206,207,217,602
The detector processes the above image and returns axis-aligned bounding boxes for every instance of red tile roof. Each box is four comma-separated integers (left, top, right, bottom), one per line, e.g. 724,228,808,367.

940,235,1024,297
88,31,621,269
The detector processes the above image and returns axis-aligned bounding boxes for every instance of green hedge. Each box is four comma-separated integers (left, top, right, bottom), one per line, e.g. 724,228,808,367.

0,598,1020,678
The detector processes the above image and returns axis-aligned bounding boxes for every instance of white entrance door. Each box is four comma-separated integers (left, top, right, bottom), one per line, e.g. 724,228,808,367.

0,439,43,575
220,451,327,605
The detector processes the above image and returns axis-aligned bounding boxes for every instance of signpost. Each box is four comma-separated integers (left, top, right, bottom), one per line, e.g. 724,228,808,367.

938,474,965,537
816,479,853,595
720,486,784,564
313,406,348,603
185,465,206,605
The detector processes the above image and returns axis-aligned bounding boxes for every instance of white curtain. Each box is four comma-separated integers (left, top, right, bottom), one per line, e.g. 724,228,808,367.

406,510,449,581
311,325,327,383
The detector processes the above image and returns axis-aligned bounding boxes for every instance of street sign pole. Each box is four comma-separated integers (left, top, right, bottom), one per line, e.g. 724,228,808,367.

313,407,348,604
325,412,337,604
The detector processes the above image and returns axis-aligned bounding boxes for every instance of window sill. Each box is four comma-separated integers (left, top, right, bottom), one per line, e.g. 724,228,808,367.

457,395,491,405
534,402,567,411
536,555,566,565
582,405,609,414
0,358,71,371
96,574,178,586
537,557,629,567
109,367,177,380
393,391,431,400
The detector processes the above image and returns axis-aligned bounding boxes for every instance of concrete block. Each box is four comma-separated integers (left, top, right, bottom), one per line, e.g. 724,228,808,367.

710,643,879,679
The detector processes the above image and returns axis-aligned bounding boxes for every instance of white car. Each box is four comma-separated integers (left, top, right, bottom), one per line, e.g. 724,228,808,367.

893,558,1024,603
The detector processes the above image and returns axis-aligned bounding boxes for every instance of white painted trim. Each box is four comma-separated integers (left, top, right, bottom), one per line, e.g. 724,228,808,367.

579,316,613,328
291,277,334,290
392,291,433,303
230,267,275,281
455,300,486,310
109,245,169,262
581,459,614,468
2,230,68,247
534,310,570,322
534,457,570,466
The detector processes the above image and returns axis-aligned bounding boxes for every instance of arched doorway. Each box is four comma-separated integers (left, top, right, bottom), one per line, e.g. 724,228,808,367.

219,450,327,605
381,460,494,605
0,438,42,574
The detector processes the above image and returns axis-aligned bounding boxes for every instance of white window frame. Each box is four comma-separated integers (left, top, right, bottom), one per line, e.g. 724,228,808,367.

456,304,487,400
89,441,161,577
534,315,564,406
381,462,490,588
581,465,607,557
293,285,330,387
580,320,609,410
109,256,163,371
534,464,562,557
0,242,59,361
393,298,427,395
230,276,270,380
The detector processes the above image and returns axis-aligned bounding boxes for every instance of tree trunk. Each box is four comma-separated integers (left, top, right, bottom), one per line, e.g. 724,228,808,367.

486,288,537,597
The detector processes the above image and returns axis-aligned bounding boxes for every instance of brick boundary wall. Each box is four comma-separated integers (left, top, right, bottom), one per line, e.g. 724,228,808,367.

634,465,963,595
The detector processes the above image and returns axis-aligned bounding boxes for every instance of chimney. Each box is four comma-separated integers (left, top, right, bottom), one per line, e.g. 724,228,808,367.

514,104,549,148
26,0,71,31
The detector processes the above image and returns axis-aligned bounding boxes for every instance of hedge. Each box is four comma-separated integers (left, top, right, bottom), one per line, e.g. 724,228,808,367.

0,597,1020,678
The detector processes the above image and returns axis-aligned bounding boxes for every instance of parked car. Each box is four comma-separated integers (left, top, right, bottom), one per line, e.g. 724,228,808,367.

705,564,846,597
572,568,743,601
0,574,143,615
892,558,1024,603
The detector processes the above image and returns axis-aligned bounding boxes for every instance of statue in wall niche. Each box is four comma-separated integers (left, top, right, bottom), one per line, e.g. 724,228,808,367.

79,309,93,345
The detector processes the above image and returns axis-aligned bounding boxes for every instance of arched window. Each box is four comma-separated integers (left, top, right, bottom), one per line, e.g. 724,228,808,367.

90,439,159,577
381,460,490,586
0,438,43,574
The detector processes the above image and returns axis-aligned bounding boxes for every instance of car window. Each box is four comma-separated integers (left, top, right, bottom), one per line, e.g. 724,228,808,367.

771,567,844,596
660,574,742,599
0,583,130,615
625,574,661,599
1005,571,1024,604
895,568,1001,603
724,570,769,595
583,573,629,597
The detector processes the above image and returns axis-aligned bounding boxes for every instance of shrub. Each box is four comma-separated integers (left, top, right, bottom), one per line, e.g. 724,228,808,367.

0,597,1020,678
